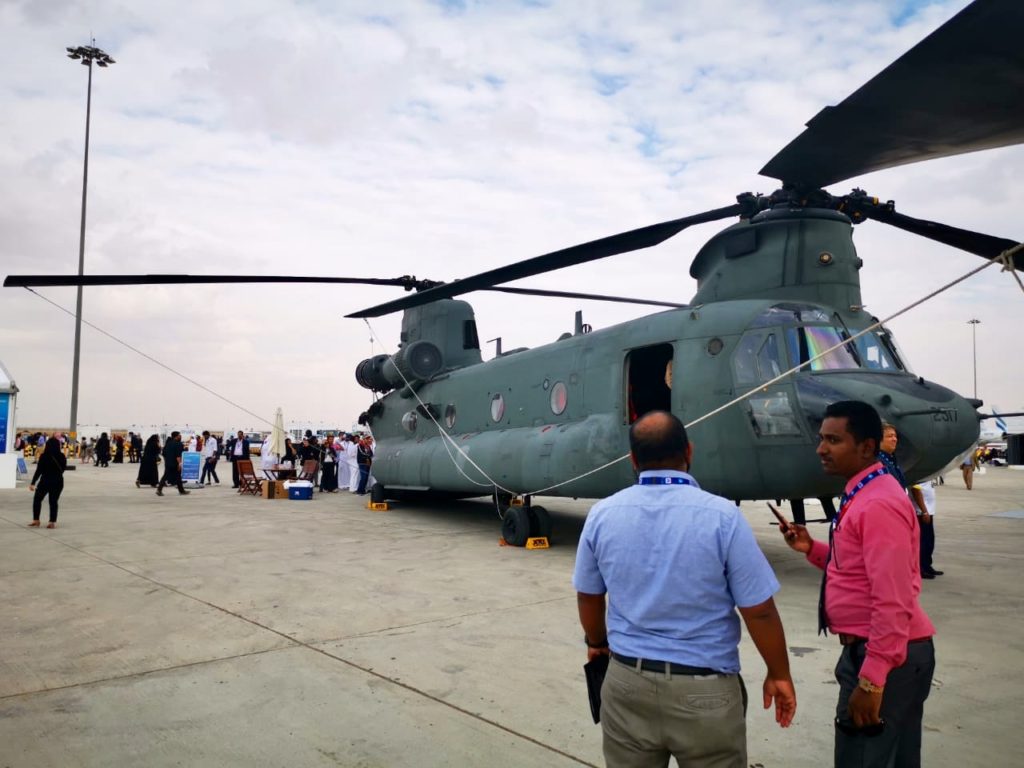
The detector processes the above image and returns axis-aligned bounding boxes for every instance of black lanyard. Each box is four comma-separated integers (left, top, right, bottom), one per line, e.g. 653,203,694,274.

819,466,887,636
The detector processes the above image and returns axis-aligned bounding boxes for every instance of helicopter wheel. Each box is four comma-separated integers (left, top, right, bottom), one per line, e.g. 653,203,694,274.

528,505,552,541
501,506,531,547
370,482,387,504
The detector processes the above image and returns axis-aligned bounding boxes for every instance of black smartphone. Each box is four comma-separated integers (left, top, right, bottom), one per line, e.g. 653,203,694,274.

767,502,789,528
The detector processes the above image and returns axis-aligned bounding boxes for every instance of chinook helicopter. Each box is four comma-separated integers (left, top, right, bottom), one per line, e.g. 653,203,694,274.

6,0,1023,545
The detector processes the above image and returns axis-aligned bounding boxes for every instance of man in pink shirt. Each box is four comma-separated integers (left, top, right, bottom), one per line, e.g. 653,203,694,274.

780,400,934,768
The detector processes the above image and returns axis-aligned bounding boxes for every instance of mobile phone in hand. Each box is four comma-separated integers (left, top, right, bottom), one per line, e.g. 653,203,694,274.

767,502,789,528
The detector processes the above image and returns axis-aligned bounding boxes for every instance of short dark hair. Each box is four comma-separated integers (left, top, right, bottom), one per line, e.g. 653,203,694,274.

824,400,882,447
629,411,689,469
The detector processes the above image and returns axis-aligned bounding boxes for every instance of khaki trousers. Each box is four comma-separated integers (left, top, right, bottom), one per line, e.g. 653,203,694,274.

601,657,747,768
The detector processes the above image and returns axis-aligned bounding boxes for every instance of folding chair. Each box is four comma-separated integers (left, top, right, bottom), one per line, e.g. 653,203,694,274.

297,459,319,488
236,459,263,496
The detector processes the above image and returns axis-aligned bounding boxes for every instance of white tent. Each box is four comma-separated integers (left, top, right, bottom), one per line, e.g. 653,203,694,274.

0,360,20,489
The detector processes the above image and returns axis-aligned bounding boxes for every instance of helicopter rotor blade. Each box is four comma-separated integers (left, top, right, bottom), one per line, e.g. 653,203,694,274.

2,274,417,288
0,272,685,309
760,0,1024,188
347,202,744,318
979,412,1024,420
857,205,1023,270
484,285,685,308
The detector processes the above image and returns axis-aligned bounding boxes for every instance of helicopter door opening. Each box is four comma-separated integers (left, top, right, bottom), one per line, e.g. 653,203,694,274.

626,344,674,423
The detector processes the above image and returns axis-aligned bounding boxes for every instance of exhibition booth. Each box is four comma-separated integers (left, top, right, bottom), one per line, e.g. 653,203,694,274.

0,360,18,489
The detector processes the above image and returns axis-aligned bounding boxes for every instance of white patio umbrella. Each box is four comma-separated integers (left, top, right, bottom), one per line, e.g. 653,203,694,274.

269,407,286,458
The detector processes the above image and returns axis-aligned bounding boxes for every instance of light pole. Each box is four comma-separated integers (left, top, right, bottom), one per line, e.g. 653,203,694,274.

968,318,981,399
65,43,115,440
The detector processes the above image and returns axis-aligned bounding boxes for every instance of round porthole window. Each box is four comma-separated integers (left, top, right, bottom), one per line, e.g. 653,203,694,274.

707,337,724,356
401,411,418,433
490,393,505,422
444,404,457,429
550,381,568,415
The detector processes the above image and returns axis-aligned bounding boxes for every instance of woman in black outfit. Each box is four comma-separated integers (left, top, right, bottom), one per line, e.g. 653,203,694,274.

282,438,296,466
29,437,67,528
95,432,111,467
319,437,339,492
112,435,125,463
136,434,161,487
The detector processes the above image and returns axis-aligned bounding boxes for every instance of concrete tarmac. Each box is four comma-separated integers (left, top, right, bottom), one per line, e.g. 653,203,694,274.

1,461,1022,767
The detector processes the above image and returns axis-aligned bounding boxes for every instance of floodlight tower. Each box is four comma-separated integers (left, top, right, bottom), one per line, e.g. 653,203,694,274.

968,318,981,399
65,43,115,439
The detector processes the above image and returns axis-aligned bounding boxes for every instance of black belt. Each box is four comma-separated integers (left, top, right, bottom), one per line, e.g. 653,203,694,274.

611,652,719,676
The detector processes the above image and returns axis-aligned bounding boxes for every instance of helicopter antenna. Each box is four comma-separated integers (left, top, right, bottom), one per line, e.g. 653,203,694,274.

486,337,502,356
574,310,592,335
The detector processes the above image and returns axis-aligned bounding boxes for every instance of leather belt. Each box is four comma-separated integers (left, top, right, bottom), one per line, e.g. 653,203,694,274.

611,652,719,676
838,634,933,646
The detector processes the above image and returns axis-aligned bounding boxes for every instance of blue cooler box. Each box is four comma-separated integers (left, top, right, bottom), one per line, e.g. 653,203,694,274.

288,486,313,500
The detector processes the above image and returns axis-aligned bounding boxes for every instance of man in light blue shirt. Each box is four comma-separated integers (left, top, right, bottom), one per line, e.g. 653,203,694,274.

574,411,795,767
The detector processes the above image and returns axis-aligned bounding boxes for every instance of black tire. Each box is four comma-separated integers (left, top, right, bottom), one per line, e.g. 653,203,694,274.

370,482,387,504
527,505,552,540
501,506,531,547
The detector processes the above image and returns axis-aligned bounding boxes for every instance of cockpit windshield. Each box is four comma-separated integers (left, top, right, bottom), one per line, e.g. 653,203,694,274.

785,326,860,371
747,303,906,374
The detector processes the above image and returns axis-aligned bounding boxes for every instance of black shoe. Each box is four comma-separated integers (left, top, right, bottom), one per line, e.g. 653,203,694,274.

925,569,944,576
179,490,190,495
156,489,164,496
922,572,935,579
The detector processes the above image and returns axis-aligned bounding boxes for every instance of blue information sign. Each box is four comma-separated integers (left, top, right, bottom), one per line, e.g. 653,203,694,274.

181,451,202,483
0,392,9,454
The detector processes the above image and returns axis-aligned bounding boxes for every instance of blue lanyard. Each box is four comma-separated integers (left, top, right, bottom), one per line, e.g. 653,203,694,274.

638,476,695,486
836,467,887,522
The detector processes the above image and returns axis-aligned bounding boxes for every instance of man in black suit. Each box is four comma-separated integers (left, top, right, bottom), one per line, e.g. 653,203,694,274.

156,432,189,496
229,430,251,488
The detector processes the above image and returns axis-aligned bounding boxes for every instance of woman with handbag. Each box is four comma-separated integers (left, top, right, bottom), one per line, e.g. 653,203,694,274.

29,436,67,529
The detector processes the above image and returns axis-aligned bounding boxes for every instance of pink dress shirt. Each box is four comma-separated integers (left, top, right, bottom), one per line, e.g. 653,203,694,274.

807,462,935,686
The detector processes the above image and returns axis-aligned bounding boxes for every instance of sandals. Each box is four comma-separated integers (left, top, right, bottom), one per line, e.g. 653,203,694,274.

28,520,40,527
46,522,56,529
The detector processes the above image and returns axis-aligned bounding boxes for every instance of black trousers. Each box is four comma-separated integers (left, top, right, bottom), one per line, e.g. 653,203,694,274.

835,639,935,768
918,517,936,572
231,459,240,488
201,458,220,484
33,478,64,522
158,467,186,494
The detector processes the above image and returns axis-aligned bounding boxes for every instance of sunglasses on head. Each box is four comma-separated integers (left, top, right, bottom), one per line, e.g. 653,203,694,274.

835,717,885,738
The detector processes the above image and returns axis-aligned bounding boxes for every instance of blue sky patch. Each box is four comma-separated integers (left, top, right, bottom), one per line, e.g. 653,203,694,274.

592,72,628,96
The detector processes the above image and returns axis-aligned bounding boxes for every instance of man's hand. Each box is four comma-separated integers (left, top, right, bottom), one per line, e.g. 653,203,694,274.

780,522,814,554
920,513,932,524
587,646,611,663
763,676,796,728
848,686,883,727
28,484,35,492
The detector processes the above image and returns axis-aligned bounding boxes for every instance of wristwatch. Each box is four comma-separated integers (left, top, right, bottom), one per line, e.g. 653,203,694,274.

858,677,884,694
584,635,609,649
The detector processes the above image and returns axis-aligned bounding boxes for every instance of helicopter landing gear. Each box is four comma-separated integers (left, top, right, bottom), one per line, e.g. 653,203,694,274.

501,506,531,547
789,499,806,526
528,505,552,540
499,495,551,546
493,490,515,515
370,482,387,504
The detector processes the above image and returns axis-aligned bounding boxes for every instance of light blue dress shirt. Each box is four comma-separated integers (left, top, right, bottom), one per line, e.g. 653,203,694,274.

573,470,779,673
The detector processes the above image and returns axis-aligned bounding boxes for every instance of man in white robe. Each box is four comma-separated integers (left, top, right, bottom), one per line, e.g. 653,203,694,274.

260,436,279,470
335,435,351,490
345,435,360,492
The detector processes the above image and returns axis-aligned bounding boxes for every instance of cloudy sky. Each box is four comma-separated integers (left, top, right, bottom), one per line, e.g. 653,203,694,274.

1,0,1021,435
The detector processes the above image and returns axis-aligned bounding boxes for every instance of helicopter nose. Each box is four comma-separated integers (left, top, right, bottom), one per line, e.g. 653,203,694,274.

794,374,979,480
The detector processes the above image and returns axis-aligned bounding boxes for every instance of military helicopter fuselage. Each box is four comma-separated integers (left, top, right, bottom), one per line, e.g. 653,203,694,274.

356,206,980,511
